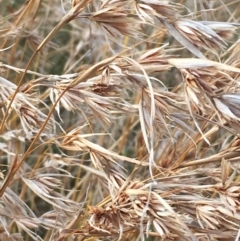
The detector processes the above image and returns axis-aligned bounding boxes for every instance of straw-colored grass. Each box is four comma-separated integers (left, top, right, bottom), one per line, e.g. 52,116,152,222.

0,0,240,240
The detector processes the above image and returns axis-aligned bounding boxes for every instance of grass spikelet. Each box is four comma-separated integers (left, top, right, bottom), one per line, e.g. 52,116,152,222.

1,1,240,240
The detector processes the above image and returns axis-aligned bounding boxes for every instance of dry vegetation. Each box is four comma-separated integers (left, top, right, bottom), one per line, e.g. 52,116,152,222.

1,0,240,240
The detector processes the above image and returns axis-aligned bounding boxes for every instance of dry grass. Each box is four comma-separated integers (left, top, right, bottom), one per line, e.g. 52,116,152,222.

0,0,240,240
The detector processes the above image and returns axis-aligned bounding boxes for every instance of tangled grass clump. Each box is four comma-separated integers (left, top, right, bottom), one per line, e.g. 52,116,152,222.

1,0,240,240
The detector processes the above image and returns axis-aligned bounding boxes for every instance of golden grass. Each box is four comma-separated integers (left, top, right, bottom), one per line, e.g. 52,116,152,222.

0,0,240,240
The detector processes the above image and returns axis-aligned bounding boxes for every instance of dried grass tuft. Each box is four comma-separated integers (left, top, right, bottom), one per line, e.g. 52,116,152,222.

0,0,240,240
